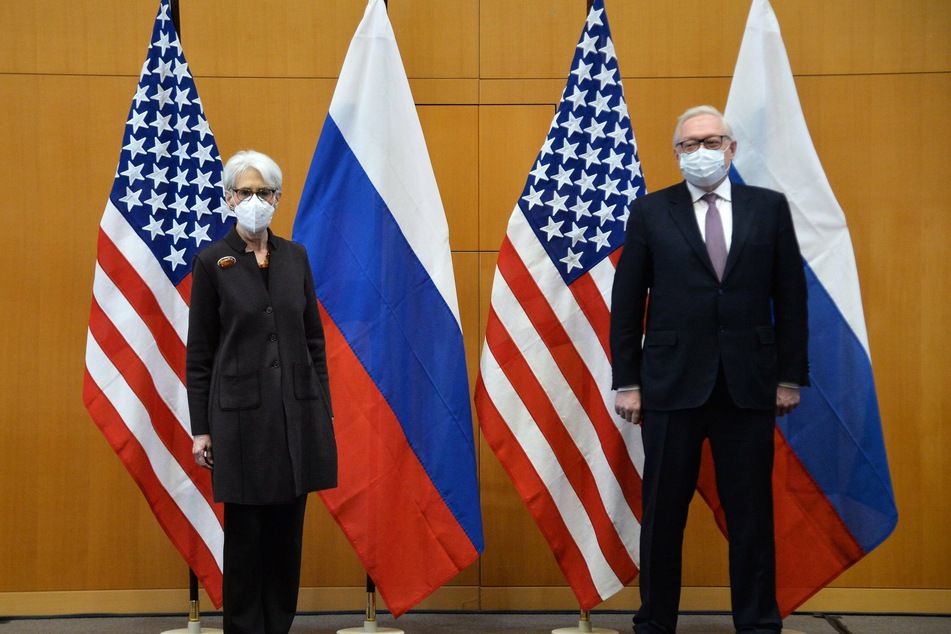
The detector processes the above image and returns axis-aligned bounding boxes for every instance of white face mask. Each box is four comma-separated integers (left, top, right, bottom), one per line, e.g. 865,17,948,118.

234,195,275,234
679,147,730,188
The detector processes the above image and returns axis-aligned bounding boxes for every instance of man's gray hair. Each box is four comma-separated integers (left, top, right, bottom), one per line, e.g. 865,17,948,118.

672,105,735,147
222,150,283,192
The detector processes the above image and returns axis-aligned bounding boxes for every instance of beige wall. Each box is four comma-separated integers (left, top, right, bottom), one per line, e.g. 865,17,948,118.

1,0,949,615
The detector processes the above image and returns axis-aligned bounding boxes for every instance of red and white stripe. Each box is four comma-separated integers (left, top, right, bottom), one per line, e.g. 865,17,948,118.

476,209,643,609
84,200,224,606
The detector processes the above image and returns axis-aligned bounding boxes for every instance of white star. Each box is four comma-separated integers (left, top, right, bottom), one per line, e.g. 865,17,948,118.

142,215,165,240
167,219,188,244
193,142,215,166
569,197,592,220
592,91,612,117
153,31,172,56
173,59,190,84
119,187,143,211
539,136,555,157
174,115,192,137
174,86,192,108
586,7,604,28
156,4,169,24
132,84,150,107
599,175,621,198
570,60,593,84
190,223,211,246
565,223,588,247
170,194,190,218
522,186,545,210
575,170,597,195
591,226,612,251
618,206,631,229
584,118,606,143
628,158,643,180
148,138,171,162
147,164,169,188
171,168,191,191
123,135,146,159
555,138,579,162
164,245,187,270
145,190,167,214
621,183,641,203
120,161,145,184
561,112,584,137
193,169,213,193
579,144,601,168
553,165,575,190
600,37,617,63
607,122,630,147
193,196,212,219
564,85,589,111
529,161,550,183
602,148,626,173
169,34,183,55
192,115,212,140
127,109,148,134
594,201,617,225
613,99,630,123
153,84,173,109
139,59,151,80
577,33,598,58
173,142,191,165
151,112,172,136
213,198,233,222
547,192,569,215
154,58,172,84
559,248,583,273
593,66,616,89
539,216,564,241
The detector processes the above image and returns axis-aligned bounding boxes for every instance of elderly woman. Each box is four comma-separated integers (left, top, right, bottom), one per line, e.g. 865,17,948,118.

186,150,337,634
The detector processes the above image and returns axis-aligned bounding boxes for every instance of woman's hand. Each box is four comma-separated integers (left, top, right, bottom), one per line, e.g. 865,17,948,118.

193,434,214,470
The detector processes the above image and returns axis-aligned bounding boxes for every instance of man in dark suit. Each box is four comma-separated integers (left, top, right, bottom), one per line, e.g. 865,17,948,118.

610,106,809,634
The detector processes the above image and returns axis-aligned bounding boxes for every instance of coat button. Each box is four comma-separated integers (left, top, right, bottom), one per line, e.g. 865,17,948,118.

265,306,273,314
272,360,281,368
268,334,277,342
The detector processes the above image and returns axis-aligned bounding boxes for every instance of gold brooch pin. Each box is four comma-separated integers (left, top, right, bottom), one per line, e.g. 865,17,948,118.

217,256,236,268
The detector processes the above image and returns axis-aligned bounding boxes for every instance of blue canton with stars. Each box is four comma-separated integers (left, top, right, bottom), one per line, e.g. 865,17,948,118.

110,0,231,287
519,0,646,284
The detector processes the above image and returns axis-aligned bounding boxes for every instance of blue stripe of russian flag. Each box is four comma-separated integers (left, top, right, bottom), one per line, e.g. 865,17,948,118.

294,116,484,552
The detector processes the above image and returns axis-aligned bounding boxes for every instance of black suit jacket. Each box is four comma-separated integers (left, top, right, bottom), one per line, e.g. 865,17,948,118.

610,181,809,411
186,226,337,504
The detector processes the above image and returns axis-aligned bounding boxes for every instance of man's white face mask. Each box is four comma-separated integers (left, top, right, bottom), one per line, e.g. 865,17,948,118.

679,147,730,188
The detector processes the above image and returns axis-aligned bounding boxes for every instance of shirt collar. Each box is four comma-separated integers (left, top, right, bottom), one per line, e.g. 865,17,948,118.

685,177,733,204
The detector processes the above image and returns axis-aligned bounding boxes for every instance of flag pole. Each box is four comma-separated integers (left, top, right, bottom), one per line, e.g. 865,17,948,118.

156,2,221,633
336,575,404,634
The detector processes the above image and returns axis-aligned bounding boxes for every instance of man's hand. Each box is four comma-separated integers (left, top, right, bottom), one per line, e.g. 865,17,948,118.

615,389,643,424
192,434,214,470
776,385,800,417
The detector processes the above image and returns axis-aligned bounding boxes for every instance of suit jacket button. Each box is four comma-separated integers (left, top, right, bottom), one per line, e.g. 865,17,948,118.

268,334,277,342
272,360,281,368
265,306,273,314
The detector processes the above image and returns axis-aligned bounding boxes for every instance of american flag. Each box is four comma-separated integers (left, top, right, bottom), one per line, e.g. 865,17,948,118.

83,0,229,607
475,0,646,609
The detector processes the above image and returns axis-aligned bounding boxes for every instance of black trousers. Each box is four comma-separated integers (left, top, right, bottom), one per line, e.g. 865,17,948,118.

223,496,308,634
634,375,781,634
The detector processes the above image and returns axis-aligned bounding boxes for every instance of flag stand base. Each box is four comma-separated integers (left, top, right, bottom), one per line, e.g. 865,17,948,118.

160,620,221,634
338,621,404,634
338,584,403,634
552,610,617,634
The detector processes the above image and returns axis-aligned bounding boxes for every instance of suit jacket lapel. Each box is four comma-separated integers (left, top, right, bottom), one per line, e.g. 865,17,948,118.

725,184,754,281
667,182,719,280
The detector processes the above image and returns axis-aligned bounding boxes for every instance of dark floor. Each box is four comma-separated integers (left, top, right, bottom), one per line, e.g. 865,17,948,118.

1,611,950,633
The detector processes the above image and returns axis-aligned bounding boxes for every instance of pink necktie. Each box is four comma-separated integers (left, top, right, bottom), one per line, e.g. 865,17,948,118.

702,193,727,280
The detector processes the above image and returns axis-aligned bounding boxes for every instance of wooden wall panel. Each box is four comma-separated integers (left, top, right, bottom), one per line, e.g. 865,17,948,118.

1,0,949,615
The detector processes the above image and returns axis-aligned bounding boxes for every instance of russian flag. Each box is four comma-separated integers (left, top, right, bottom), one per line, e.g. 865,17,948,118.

292,0,483,617
706,0,898,613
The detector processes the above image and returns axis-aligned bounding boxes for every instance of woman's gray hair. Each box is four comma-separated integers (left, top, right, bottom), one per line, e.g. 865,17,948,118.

222,150,283,192
672,105,735,147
